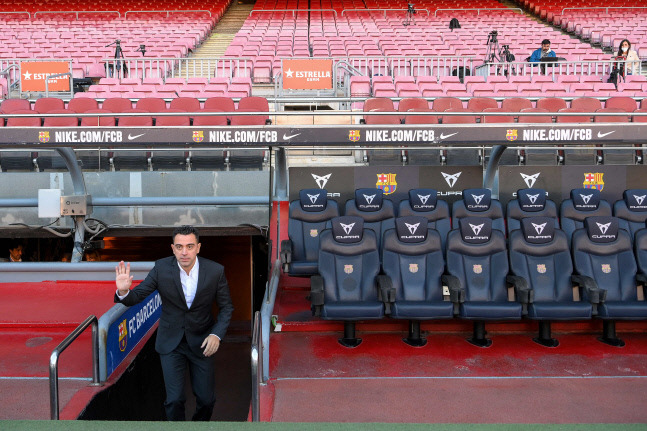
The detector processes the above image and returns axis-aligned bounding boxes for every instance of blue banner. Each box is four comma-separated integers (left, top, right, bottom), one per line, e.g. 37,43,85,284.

106,291,162,378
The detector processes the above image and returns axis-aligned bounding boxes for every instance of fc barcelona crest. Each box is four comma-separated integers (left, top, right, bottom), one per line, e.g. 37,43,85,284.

192,130,204,143
506,129,518,141
601,264,611,274
473,264,482,274
376,173,397,195
118,319,128,352
39,131,50,143
344,264,353,274
409,263,418,273
537,264,546,274
348,130,360,142
583,173,604,191
310,229,318,237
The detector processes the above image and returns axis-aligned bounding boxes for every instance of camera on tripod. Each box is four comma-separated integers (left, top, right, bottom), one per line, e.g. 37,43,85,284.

486,30,498,45
407,3,416,14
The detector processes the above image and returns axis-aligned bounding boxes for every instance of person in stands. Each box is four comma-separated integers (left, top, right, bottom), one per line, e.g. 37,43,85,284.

614,39,640,75
84,249,101,262
528,39,556,62
1,239,25,262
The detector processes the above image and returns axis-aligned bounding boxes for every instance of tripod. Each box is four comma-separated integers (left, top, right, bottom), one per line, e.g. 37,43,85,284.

484,31,501,63
403,3,416,26
105,39,128,78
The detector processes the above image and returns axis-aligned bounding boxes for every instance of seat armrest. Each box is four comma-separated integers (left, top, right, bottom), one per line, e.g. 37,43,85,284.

637,273,647,285
571,274,606,304
310,275,324,316
442,274,464,303
280,239,292,273
506,275,534,304
376,274,396,315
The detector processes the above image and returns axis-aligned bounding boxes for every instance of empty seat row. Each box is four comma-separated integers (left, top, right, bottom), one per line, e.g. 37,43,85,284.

309,214,647,348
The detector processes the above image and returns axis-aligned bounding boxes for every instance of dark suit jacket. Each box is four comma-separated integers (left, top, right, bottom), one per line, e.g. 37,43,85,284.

115,256,234,355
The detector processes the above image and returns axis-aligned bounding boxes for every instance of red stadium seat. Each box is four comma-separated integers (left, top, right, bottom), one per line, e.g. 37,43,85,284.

594,108,630,123
193,109,228,126
102,98,133,113
556,108,591,123
536,98,567,112
604,96,638,112
156,109,191,127
118,109,153,127
570,97,602,112
467,97,498,112
67,98,99,113
6,110,41,127
34,97,65,113
80,109,116,127
481,108,514,123
441,108,477,124
136,97,167,113
43,109,78,127
518,108,553,123
1,99,31,114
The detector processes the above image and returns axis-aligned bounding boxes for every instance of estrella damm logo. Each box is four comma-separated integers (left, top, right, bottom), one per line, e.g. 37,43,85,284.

192,130,204,143
118,319,128,352
506,129,518,141
583,172,604,191
344,264,353,274
376,173,397,195
39,131,50,143
348,130,360,142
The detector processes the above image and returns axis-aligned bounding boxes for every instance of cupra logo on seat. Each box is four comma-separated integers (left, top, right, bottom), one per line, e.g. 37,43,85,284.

580,194,593,204
340,222,355,235
441,171,461,188
532,222,547,235
472,194,484,205
307,193,320,204
405,222,420,235
417,194,431,205
311,173,331,189
634,195,646,205
363,194,376,204
596,222,611,234
527,193,540,204
520,172,540,188
469,223,484,235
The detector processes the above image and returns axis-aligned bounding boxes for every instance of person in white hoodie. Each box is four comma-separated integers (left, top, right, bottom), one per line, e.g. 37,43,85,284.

615,39,640,75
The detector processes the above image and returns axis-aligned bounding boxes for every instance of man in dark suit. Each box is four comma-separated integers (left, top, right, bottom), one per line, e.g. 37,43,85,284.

115,225,233,421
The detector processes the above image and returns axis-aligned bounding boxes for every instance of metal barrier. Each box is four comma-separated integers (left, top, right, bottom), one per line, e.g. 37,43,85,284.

561,6,647,14
260,260,281,382
0,11,31,18
250,9,337,17
0,63,19,97
251,310,262,422
45,72,73,98
102,57,252,80
435,7,522,16
124,10,212,18
33,10,120,19
474,58,641,77
341,8,430,17
49,315,101,420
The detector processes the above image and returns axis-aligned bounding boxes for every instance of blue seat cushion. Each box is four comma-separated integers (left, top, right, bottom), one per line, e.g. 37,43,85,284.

597,301,647,320
391,301,454,319
321,302,385,320
460,302,522,320
289,261,318,276
527,302,592,320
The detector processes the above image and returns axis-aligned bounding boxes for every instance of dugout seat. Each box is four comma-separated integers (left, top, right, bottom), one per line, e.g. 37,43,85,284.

281,189,340,276
560,188,612,242
506,188,559,234
310,216,387,347
381,216,454,346
452,188,505,235
345,188,396,254
508,217,595,347
398,189,451,252
445,217,523,347
614,190,647,240
572,217,647,346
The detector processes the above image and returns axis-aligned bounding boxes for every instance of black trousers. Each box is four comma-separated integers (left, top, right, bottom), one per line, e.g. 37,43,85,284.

159,335,216,421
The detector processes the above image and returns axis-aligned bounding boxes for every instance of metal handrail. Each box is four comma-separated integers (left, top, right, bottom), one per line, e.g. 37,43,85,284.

561,6,647,14
342,8,430,17
250,9,337,17
33,10,121,19
250,310,262,422
49,315,101,420
0,64,19,97
435,7,522,16
259,260,281,382
124,10,212,18
45,72,72,98
0,11,30,18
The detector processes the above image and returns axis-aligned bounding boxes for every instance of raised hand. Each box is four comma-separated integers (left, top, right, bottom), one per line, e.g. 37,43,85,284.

115,261,133,295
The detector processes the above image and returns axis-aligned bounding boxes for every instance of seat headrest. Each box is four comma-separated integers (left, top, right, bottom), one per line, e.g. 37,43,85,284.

462,188,491,212
459,217,492,244
299,189,327,212
408,188,438,211
624,189,647,212
585,216,619,243
331,216,364,243
517,188,546,212
395,216,428,243
571,188,600,211
521,216,555,244
355,188,383,212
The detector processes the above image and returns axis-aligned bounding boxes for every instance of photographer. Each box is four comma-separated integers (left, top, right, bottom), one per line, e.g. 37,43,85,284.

614,39,640,75
528,39,556,63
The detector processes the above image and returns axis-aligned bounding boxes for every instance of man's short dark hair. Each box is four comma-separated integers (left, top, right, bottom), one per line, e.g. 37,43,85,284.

542,39,551,45
8,239,23,251
172,225,200,243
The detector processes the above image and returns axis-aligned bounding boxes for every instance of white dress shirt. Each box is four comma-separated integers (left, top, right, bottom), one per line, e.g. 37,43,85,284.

178,259,199,309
